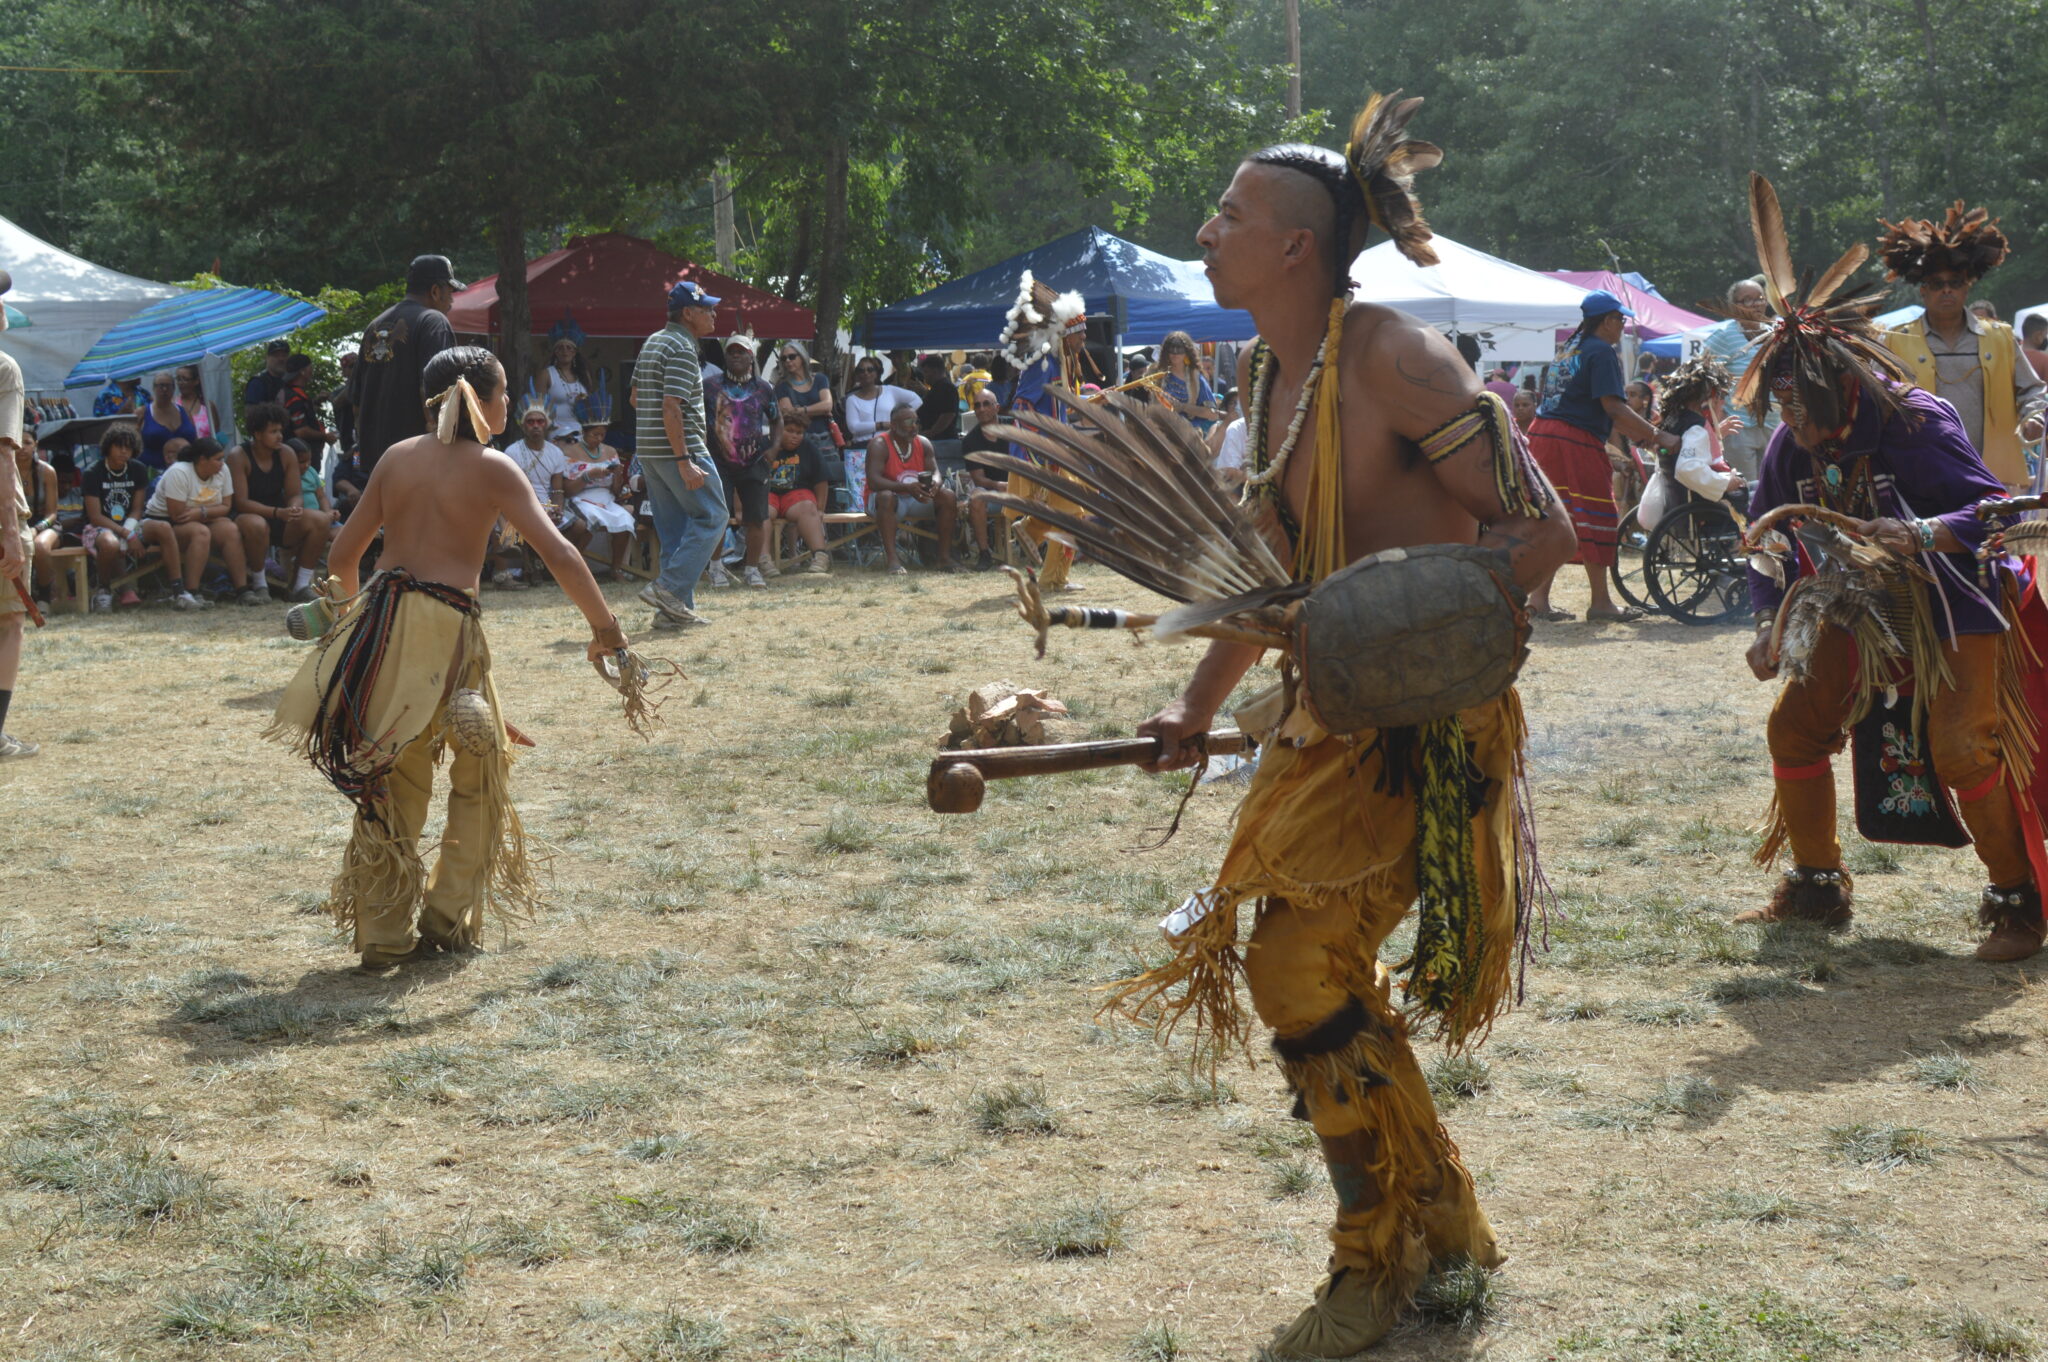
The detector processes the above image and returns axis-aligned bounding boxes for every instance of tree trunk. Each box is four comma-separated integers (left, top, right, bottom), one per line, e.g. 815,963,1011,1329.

1283,0,1301,119
494,202,531,411
786,196,815,305
814,135,851,367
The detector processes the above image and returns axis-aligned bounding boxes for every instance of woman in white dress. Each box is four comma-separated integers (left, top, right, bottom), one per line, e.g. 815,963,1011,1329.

562,387,635,577
542,337,589,441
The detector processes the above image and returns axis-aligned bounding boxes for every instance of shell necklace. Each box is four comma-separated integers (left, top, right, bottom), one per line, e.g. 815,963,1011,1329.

1243,334,1328,490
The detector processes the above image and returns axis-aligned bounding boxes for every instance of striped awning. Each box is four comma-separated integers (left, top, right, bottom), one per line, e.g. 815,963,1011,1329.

64,286,325,386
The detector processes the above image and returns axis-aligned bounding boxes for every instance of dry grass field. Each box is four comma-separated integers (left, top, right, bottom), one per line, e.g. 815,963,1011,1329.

2,562,2046,1362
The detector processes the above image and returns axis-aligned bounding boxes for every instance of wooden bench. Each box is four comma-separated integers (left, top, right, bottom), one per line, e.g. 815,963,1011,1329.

107,549,167,594
768,511,878,570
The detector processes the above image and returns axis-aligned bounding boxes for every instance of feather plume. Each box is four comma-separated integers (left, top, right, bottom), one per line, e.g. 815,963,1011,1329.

1738,174,1915,429
1748,172,1797,312
969,386,1294,628
1877,201,2010,283
1346,91,1441,266
1804,243,1870,311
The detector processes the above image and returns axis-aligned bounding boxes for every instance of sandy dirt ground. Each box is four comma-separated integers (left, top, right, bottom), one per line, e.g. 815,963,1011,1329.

0,561,2044,1362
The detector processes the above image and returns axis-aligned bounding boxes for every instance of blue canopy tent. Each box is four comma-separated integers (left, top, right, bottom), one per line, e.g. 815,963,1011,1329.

64,286,325,386
862,226,1254,351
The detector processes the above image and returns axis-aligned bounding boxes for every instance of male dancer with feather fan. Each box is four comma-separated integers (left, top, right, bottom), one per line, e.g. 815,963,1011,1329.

1735,173,2046,964
1115,96,1576,1356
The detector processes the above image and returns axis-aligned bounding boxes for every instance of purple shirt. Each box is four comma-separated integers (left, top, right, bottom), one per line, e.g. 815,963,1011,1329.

1747,385,2012,637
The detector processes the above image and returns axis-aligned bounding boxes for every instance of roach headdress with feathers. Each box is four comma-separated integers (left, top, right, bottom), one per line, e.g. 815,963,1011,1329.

1877,201,2010,285
1734,172,1912,433
1658,354,1732,417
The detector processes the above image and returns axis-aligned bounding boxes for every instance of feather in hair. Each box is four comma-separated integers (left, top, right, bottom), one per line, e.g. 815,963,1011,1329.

1748,172,1797,312
1346,91,1441,267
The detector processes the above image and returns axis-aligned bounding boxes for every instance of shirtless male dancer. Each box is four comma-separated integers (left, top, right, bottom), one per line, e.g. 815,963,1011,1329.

1132,106,1577,1355
269,346,627,968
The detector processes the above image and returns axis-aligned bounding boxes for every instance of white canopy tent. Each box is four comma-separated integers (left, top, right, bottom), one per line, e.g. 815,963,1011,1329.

1349,235,1591,362
0,213,182,396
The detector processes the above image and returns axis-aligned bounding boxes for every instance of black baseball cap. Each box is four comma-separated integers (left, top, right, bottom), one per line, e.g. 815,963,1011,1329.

406,254,466,292
265,339,291,355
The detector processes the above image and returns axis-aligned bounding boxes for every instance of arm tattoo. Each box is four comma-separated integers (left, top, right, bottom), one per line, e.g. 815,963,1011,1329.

1396,354,1468,395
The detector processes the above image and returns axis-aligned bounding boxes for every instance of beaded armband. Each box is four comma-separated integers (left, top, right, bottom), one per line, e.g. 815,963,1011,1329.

1415,392,1550,521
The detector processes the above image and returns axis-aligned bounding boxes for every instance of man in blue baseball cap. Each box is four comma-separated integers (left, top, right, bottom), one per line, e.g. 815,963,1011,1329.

630,279,727,627
1525,287,1680,622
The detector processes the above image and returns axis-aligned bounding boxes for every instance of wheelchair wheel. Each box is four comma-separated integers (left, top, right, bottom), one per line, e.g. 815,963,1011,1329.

1608,506,1652,612
1644,500,1748,626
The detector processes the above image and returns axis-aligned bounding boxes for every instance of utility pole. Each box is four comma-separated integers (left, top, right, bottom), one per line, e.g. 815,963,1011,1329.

1283,0,1302,119
712,161,736,270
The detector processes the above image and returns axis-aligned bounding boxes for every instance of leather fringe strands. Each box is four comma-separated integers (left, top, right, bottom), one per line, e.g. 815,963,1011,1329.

264,570,541,941
1414,392,1551,522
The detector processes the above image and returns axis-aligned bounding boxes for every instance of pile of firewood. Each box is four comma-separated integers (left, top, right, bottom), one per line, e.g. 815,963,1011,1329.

943,680,1088,750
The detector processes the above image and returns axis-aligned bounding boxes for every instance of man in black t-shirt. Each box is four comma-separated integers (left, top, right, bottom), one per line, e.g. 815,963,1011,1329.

243,340,291,408
917,354,960,441
347,254,462,476
281,354,333,453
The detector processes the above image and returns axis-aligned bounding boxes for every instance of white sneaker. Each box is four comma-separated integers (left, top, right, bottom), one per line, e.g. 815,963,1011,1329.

759,558,781,579
707,562,735,588
91,590,112,613
175,590,210,611
803,551,831,576
743,566,767,589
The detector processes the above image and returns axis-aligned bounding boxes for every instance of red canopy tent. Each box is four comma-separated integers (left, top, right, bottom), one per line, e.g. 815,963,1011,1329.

448,232,815,340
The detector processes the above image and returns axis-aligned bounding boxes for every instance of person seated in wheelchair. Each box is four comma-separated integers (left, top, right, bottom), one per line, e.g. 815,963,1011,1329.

1637,355,1746,531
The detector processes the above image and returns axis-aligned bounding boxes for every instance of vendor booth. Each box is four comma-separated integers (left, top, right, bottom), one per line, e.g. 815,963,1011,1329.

1349,235,1590,363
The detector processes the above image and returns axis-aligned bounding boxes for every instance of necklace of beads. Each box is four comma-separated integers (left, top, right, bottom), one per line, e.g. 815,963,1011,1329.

1243,334,1328,489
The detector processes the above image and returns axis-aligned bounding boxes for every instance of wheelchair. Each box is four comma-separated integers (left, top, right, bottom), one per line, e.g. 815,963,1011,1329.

1610,490,1750,626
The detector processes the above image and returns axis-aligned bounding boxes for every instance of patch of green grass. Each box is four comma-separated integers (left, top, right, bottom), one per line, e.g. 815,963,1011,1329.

969,1082,1060,1135
1907,1047,1986,1093
1706,1189,1803,1225
1539,997,1608,1022
479,1215,572,1267
814,815,878,854
806,686,860,709
1127,1070,1239,1108
607,1192,768,1255
640,1307,732,1360
6,1135,234,1222
1582,814,1655,849
1655,1291,1860,1360
620,1133,697,1162
1619,997,1713,1027
1948,1308,2036,1359
480,1079,652,1126
1006,1197,1127,1259
1264,1156,1321,1199
1411,1255,1502,1332
1517,1069,1589,1097
1425,1054,1493,1103
1843,840,1906,874
1130,1320,1183,1361
171,986,395,1042
1637,1075,1725,1119
1698,973,1809,1004
1826,1122,1940,1169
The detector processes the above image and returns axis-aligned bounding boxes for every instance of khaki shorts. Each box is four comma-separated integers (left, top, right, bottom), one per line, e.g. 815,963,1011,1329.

0,527,30,617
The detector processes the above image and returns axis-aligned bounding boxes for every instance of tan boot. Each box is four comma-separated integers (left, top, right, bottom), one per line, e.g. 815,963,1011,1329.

1975,883,2045,962
1734,866,1853,928
1417,1167,1506,1271
1268,1251,1425,1360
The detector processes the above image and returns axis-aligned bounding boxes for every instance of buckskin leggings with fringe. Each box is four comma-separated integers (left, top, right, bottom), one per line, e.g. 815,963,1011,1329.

1115,694,1524,1301
1766,627,2031,886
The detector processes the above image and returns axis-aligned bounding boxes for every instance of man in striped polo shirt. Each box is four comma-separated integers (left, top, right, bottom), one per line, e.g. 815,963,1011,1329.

632,280,728,628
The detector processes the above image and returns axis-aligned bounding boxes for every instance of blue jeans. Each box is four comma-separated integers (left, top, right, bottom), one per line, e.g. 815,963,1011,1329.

639,455,726,609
